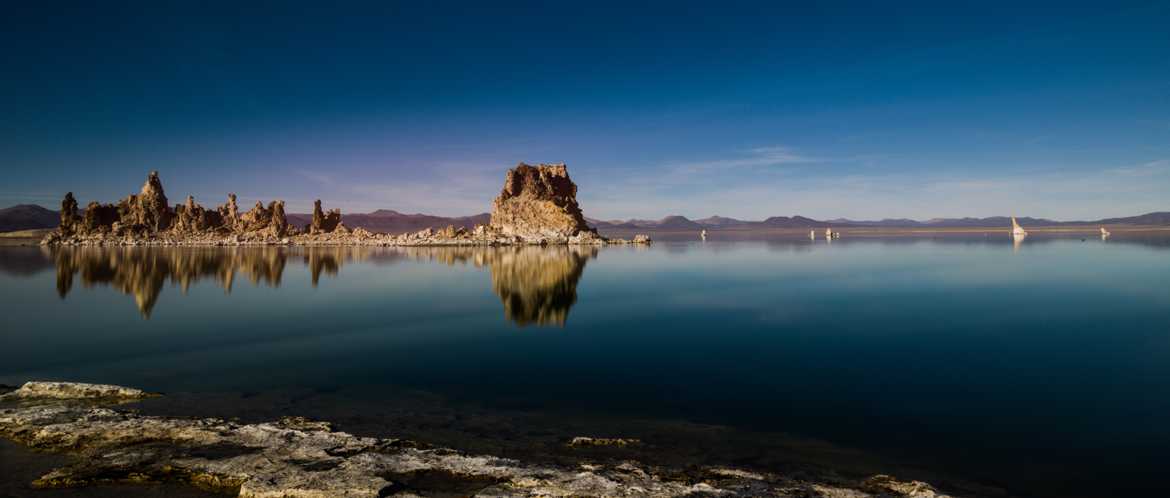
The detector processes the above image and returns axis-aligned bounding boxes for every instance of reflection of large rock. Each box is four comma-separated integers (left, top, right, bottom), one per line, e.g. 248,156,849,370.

489,163,600,242
486,246,595,326
49,245,594,326
393,245,594,326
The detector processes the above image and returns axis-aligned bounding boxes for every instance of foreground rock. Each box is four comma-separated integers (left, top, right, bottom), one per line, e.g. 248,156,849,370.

1,381,952,498
43,166,649,247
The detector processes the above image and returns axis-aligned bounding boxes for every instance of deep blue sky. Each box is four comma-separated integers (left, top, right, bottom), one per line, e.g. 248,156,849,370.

2,1,1168,220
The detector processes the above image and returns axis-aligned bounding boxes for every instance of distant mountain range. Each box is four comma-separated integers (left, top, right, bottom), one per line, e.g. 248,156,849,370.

3,203,1170,233
587,212,1170,230
0,205,58,232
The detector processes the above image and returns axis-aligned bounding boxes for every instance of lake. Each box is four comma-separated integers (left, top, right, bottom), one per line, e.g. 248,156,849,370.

2,233,1169,497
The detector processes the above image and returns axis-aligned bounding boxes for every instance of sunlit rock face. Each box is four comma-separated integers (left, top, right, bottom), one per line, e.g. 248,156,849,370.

485,246,595,326
489,163,600,242
239,200,290,237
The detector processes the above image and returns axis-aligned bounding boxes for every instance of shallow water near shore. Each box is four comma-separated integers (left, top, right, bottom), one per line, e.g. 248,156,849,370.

2,234,1170,497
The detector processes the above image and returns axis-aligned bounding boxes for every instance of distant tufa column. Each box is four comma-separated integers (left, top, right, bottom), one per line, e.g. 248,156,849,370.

60,192,79,235
137,171,172,232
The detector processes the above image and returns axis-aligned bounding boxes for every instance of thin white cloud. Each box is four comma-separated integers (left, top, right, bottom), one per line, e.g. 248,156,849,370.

297,170,335,186
345,160,503,215
667,146,816,173
1108,159,1170,177
579,153,1170,221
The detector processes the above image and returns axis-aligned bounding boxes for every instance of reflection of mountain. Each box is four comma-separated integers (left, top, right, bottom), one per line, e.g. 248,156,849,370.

48,246,594,325
0,247,55,277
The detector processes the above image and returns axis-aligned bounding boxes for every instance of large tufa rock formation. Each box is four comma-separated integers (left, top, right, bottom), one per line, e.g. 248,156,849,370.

489,163,599,242
55,172,290,240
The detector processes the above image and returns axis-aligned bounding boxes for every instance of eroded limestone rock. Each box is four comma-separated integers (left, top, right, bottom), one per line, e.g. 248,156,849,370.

489,163,601,242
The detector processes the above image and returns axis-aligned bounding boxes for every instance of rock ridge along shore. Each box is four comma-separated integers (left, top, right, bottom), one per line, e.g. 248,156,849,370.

43,163,650,247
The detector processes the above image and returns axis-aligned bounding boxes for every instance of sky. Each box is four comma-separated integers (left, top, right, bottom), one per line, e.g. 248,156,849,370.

2,1,1168,221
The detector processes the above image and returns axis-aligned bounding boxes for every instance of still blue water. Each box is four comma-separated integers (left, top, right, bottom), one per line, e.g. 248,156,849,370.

2,235,1169,497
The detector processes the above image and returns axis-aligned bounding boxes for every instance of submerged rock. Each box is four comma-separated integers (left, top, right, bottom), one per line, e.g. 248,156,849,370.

0,381,154,401
568,436,642,447
0,381,955,497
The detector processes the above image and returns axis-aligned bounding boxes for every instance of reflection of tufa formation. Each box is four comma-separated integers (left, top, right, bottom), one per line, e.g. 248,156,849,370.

51,245,592,325
486,246,594,326
51,247,290,317
46,164,649,247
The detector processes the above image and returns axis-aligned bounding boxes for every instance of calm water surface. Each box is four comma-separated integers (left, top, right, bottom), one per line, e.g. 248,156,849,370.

2,234,1169,497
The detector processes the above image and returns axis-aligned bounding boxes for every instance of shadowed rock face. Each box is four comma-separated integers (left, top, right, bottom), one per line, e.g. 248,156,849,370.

60,193,79,236
489,163,598,240
309,200,343,234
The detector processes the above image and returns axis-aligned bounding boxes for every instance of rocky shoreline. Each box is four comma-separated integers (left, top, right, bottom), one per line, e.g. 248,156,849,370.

42,164,651,248
1,381,952,498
